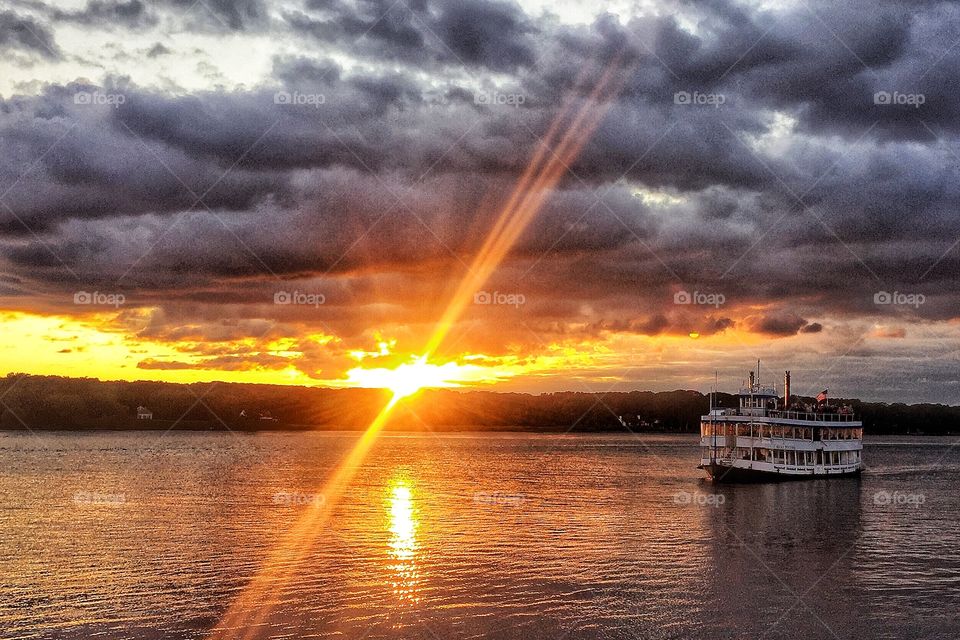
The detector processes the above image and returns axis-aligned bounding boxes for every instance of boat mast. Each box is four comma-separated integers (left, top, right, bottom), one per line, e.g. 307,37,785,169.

711,370,718,462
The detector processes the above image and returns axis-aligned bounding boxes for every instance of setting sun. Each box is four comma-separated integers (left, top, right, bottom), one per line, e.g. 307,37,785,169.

346,355,464,398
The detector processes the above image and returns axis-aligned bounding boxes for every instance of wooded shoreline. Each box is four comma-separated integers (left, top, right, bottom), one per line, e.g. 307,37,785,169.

2,373,957,435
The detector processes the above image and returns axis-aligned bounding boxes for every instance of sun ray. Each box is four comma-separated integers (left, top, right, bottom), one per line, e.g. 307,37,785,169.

209,53,628,640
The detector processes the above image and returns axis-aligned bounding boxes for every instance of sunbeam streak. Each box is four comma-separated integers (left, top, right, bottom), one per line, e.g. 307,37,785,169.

208,54,628,640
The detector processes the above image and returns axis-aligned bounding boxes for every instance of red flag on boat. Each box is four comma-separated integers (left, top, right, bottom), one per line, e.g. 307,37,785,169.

816,390,828,402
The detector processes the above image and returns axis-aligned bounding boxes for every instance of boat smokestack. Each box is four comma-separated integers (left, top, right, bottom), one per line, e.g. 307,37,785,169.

784,370,791,409
749,371,755,389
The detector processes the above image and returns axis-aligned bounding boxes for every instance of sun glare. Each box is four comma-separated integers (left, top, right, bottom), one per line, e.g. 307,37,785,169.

346,355,460,398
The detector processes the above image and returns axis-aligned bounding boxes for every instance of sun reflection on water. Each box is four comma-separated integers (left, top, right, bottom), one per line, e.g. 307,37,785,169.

387,479,421,604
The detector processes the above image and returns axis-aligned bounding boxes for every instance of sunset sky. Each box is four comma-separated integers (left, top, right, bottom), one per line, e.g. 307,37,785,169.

1,0,959,402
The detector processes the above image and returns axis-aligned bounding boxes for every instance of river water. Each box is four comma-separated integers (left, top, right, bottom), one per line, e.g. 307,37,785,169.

0,431,957,639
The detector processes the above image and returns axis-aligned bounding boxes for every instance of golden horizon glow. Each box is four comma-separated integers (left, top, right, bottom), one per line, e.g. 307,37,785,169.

0,309,877,395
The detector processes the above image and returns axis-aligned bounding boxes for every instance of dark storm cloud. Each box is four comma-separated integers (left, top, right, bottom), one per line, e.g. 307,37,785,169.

51,1,155,29
747,313,812,337
0,82,291,234
0,10,60,58
286,0,536,70
162,0,267,31
26,0,265,34
2,0,960,385
285,0,427,62
146,42,170,57
434,0,536,70
801,322,823,334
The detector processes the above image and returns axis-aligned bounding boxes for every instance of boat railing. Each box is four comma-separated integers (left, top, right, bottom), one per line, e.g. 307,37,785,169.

768,410,857,422
706,408,858,422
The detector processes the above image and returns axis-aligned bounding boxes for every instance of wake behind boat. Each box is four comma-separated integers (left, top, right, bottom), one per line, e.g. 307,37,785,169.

700,365,863,482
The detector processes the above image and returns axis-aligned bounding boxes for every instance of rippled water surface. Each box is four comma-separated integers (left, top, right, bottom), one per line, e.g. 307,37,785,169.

1,431,958,639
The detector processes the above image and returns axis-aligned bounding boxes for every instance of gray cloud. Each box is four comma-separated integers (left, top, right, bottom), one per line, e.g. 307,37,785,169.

0,10,60,58
51,1,156,28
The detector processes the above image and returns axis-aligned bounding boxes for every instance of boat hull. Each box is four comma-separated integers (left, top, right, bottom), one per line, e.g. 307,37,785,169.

703,462,862,483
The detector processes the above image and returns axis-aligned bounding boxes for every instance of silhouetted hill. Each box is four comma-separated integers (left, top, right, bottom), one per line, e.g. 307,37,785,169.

0,373,956,434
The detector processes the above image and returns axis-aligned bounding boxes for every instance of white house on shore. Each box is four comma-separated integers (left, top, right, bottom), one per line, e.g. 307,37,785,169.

136,406,153,420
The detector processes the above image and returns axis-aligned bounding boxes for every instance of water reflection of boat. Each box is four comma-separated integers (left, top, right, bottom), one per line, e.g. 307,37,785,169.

699,479,864,636
700,365,863,482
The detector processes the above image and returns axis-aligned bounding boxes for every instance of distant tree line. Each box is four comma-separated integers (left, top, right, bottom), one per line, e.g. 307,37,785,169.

0,374,957,434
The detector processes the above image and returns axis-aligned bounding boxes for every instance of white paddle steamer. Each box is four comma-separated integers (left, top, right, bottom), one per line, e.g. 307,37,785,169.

700,366,863,482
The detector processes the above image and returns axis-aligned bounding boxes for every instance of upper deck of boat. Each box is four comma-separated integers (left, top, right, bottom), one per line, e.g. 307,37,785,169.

702,407,861,427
